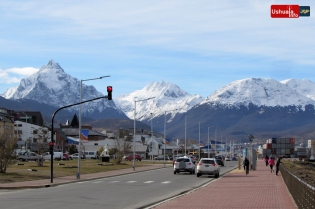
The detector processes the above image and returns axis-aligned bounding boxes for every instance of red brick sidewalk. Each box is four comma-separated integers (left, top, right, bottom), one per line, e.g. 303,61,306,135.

151,160,297,209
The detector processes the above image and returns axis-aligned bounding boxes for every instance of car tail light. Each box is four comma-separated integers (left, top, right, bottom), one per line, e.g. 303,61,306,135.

174,162,178,165
188,163,191,165
198,163,202,166
213,164,217,166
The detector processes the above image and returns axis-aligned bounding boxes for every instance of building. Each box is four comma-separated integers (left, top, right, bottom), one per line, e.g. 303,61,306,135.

0,107,14,140
14,120,51,150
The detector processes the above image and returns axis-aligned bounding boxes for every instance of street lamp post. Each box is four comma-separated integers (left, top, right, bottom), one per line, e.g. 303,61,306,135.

77,75,110,179
248,135,254,171
185,115,195,156
133,97,155,171
151,113,153,163
163,109,178,166
198,121,206,160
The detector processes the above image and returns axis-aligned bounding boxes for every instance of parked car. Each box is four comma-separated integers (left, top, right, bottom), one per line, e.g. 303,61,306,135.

70,153,86,159
173,156,196,174
17,152,38,162
196,158,220,178
63,153,70,160
214,155,225,166
225,156,231,161
84,151,99,159
125,154,142,161
43,152,63,161
154,155,169,161
232,156,238,161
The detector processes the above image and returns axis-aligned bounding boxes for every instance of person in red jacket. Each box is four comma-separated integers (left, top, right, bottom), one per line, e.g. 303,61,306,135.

268,157,275,173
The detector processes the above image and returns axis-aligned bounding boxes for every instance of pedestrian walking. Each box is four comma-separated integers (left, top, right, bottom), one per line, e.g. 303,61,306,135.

264,155,269,166
275,157,282,176
243,157,249,175
268,157,275,173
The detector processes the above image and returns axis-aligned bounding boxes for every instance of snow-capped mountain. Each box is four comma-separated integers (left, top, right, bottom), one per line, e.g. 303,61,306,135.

114,81,203,121
2,60,126,119
199,78,315,109
281,79,315,101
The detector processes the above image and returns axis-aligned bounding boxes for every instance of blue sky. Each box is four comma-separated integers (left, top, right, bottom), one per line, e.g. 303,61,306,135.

0,0,314,99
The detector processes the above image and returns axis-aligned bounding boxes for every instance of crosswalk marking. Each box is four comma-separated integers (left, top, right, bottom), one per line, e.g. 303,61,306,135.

92,181,103,184
144,181,154,184
126,181,137,183
161,181,171,184
109,181,121,183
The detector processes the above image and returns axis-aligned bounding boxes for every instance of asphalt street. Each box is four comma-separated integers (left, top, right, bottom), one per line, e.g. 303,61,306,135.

0,161,238,209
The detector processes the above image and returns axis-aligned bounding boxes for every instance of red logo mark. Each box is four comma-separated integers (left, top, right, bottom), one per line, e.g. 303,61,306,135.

271,5,300,18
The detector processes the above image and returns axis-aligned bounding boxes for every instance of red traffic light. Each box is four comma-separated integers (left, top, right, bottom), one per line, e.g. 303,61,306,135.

107,86,112,92
49,142,54,146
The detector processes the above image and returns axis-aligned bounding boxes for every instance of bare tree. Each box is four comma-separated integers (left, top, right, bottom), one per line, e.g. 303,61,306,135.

0,133,18,173
113,138,132,164
32,126,50,166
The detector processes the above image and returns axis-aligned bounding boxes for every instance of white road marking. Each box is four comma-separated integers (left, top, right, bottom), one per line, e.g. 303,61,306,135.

109,181,121,183
144,181,154,184
92,181,103,184
161,181,171,184
126,181,137,183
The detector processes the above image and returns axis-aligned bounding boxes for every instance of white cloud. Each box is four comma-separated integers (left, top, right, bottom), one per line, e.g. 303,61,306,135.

0,67,38,84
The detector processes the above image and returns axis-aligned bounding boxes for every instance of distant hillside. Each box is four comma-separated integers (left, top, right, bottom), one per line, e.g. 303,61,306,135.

84,118,154,134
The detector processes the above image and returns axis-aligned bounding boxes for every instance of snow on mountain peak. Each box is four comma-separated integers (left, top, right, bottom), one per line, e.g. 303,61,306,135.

200,78,315,109
115,81,203,120
280,78,315,101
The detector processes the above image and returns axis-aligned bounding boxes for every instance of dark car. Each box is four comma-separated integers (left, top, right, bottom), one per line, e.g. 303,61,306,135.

125,154,142,161
214,155,225,166
154,155,169,161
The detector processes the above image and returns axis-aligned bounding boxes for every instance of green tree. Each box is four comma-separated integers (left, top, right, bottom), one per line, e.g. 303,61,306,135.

0,133,18,173
68,144,77,155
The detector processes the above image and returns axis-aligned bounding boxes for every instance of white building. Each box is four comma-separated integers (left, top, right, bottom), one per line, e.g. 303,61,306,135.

14,120,51,149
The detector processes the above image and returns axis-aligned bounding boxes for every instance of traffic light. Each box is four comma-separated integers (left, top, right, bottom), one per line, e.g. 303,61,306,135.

107,86,112,100
49,142,54,154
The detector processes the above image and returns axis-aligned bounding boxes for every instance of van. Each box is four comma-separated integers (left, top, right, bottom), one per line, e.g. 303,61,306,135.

43,152,63,161
84,151,98,159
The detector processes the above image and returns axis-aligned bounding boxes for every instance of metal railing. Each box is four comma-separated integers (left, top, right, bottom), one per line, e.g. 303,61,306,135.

280,164,315,208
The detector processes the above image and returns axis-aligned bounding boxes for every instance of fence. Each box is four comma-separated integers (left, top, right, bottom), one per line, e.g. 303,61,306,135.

280,164,315,208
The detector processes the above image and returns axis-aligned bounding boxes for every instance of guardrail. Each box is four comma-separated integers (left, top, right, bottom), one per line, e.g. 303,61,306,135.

280,164,315,208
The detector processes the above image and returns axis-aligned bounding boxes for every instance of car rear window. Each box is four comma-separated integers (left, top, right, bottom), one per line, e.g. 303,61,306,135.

201,160,214,164
176,158,190,162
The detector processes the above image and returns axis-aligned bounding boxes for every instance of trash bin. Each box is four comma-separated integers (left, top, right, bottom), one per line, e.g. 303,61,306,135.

102,156,110,162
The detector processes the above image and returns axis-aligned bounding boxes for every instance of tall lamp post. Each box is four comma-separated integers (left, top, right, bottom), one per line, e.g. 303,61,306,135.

248,135,254,171
198,121,206,160
150,113,153,163
207,126,215,158
164,109,178,166
185,115,195,156
77,75,110,179
133,97,155,171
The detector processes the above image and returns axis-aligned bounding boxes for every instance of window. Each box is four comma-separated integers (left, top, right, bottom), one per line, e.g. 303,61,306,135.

33,138,37,143
33,130,38,134
18,124,22,127
201,160,215,164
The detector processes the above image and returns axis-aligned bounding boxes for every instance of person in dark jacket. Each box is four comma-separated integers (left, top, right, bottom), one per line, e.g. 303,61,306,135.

243,157,250,175
275,157,282,176
264,155,269,166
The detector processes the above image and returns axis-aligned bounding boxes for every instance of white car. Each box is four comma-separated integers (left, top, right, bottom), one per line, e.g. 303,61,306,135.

196,158,220,178
70,153,85,159
173,156,196,174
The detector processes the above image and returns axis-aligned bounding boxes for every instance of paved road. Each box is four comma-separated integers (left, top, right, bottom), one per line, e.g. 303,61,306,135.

0,162,238,209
